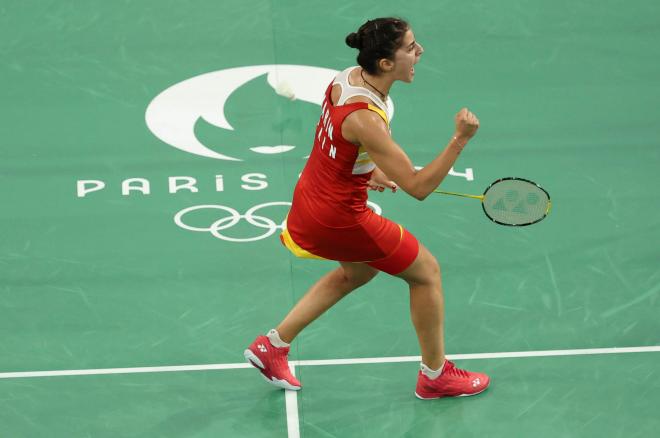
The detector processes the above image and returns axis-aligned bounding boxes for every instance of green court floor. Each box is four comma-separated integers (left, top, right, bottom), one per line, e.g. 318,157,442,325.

1,0,659,437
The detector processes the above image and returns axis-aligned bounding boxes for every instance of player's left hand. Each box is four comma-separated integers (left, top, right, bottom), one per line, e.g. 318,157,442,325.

368,168,397,193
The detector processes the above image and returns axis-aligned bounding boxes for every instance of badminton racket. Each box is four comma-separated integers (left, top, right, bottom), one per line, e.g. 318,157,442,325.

434,177,551,226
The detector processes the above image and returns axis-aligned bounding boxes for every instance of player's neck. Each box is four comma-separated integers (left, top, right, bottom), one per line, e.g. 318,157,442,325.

360,69,392,101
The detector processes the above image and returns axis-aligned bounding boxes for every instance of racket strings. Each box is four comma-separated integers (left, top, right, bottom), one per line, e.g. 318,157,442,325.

482,179,550,226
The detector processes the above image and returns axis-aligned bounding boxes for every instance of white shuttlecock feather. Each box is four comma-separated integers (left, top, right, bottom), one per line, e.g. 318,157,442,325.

274,81,296,100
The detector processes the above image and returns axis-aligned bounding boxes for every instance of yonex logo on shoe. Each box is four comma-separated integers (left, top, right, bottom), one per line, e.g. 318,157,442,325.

472,378,481,387
257,344,267,353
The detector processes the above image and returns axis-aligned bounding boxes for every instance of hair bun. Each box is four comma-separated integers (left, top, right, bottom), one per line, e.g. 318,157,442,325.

345,32,362,49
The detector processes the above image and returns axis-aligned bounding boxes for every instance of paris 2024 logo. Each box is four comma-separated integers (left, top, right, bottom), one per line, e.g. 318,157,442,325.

76,64,470,242
77,65,383,242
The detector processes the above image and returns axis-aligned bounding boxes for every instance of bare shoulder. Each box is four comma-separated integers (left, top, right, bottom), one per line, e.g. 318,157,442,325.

343,108,388,145
345,108,387,131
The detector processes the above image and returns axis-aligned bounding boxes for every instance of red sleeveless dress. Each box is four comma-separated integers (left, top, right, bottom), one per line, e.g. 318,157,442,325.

280,80,419,275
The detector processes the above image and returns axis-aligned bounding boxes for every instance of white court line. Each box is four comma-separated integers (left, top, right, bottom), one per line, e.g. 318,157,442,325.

285,364,300,438
294,345,660,367
1,345,659,380
0,363,252,379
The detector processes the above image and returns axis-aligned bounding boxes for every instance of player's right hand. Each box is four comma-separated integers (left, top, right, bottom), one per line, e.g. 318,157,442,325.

454,108,480,142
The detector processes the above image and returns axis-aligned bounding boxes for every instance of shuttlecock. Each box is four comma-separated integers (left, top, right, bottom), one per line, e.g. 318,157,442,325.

274,80,296,100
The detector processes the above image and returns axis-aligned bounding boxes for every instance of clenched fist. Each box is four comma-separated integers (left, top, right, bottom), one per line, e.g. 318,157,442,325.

454,108,480,143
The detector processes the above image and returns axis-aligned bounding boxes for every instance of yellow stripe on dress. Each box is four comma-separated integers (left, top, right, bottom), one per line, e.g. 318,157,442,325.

280,227,327,260
367,104,389,128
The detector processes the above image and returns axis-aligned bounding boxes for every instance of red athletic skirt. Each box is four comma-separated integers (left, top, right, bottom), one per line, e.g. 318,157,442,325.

280,202,419,275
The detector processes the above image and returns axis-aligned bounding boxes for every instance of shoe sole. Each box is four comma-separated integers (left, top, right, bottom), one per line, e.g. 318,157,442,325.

243,349,301,391
414,386,489,400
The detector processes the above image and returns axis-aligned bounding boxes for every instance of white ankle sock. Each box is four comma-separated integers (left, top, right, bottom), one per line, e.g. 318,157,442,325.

420,360,446,380
266,329,290,348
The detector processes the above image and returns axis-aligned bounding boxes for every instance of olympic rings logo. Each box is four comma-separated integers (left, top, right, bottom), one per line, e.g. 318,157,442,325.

173,201,383,242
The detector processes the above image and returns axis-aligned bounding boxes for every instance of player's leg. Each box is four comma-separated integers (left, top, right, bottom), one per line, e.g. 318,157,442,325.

395,244,445,369
276,261,379,343
396,243,490,398
245,261,378,390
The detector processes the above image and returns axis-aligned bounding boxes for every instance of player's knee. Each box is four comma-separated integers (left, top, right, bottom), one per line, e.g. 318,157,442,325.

429,254,441,276
419,256,440,285
404,249,440,287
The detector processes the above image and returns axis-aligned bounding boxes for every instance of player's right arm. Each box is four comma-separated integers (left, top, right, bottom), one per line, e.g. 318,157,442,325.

346,108,479,200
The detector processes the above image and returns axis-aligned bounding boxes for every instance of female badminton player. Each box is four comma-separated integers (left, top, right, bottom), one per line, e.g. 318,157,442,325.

245,17,490,399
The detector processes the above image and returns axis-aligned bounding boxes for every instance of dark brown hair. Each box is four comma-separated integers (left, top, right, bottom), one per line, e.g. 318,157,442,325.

345,18,410,75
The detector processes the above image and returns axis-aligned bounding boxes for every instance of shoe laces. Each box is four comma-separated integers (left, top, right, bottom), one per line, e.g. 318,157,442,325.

445,361,470,378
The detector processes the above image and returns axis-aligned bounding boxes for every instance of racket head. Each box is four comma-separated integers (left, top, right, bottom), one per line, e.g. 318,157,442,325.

481,177,551,226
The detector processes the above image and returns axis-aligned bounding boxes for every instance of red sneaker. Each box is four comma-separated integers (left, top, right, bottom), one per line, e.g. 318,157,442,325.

415,360,490,399
244,335,301,391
